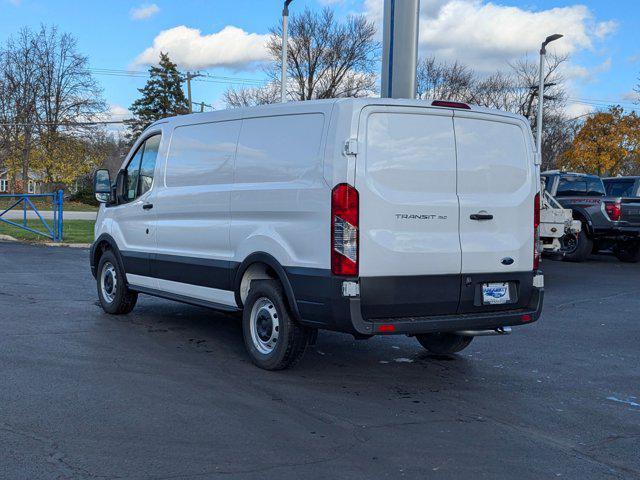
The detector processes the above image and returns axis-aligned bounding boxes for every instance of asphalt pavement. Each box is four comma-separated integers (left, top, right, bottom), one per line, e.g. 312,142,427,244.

0,242,639,479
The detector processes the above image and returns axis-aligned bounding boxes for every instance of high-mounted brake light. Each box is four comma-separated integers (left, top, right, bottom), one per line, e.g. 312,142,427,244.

604,200,621,222
431,100,471,110
534,192,541,270
331,183,359,276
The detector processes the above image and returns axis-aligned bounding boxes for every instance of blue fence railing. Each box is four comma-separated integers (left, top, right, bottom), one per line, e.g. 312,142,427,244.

0,190,64,242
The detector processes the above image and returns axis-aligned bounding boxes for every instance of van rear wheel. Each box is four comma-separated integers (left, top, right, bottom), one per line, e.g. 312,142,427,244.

416,332,473,355
242,280,310,370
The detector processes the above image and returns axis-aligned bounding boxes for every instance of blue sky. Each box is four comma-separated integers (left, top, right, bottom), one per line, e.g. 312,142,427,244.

1,0,638,126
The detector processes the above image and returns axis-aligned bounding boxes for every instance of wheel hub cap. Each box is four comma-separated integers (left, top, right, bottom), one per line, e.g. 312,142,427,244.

249,298,280,355
100,262,117,303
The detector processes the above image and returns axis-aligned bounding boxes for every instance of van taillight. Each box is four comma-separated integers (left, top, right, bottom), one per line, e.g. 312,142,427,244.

534,192,541,270
604,201,621,221
331,183,359,276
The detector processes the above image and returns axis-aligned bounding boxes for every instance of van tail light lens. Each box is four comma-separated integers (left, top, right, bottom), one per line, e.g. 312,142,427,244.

331,183,359,276
604,200,621,221
534,192,541,271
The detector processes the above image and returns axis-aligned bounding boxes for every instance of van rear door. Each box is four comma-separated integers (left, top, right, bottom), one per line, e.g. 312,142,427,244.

454,112,536,313
355,107,461,318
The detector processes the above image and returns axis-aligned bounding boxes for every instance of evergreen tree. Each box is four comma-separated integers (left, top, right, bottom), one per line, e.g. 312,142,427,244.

126,52,188,139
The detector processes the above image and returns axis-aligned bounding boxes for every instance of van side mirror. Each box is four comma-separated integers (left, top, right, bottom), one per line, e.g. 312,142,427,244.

94,169,111,203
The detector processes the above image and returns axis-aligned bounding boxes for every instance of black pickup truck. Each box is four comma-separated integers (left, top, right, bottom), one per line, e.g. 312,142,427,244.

542,171,640,262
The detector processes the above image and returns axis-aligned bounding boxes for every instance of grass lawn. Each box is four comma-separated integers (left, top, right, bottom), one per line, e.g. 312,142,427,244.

0,219,95,244
0,197,97,212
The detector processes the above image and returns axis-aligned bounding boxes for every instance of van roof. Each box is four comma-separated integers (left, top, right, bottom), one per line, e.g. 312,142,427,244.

146,97,529,130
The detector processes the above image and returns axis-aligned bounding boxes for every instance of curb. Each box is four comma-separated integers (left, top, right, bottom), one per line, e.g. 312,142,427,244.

44,242,92,249
0,236,90,249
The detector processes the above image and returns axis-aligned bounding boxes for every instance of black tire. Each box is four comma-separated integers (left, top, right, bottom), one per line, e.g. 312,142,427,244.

96,249,138,314
242,280,310,370
416,332,473,355
563,228,592,263
614,241,640,263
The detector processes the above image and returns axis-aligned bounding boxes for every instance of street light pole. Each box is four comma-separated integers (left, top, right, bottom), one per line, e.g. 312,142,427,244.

536,34,563,163
281,0,293,103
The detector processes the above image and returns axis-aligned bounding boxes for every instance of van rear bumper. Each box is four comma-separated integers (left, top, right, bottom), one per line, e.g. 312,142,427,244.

347,286,543,336
288,268,544,336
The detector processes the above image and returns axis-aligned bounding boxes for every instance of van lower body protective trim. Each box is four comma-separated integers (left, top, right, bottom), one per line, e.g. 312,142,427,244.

121,251,238,291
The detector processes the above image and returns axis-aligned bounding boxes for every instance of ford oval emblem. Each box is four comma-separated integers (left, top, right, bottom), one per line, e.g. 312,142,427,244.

501,257,514,266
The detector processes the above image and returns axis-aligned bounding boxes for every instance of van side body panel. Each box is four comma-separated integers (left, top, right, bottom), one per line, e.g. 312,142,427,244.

229,108,333,272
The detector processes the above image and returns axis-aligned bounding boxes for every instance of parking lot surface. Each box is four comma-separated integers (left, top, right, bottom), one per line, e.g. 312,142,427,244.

1,242,639,480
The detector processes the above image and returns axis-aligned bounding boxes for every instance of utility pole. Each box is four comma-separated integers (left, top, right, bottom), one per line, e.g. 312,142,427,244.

193,101,213,113
381,0,420,99
185,72,203,113
281,0,294,103
536,34,563,163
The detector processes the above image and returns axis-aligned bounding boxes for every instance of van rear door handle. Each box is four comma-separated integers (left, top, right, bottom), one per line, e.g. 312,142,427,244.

142,203,154,210
470,212,493,221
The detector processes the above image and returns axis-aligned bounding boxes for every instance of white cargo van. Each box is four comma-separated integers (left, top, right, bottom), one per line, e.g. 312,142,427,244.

91,98,544,370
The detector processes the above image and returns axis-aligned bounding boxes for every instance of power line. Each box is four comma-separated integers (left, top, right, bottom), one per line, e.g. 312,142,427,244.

85,67,266,86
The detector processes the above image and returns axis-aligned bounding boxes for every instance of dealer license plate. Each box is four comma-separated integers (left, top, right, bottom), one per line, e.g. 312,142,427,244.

482,282,511,305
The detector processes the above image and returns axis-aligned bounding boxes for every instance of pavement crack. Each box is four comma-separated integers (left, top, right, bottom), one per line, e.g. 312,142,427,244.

0,422,116,480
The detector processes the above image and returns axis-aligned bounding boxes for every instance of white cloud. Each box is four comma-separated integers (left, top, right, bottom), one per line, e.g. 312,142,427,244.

565,102,595,119
622,91,639,102
595,21,617,40
365,0,617,72
97,105,131,134
130,3,160,21
134,25,270,70
108,104,131,120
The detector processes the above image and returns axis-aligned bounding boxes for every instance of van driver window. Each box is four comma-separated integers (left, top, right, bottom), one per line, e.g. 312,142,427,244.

124,146,143,202
139,135,160,196
123,134,161,202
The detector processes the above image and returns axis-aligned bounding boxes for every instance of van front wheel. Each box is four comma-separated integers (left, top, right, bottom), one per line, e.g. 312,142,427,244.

97,250,138,315
416,332,473,355
242,280,310,370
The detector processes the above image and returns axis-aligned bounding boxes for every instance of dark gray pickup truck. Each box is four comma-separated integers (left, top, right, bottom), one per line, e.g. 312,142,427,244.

542,171,640,262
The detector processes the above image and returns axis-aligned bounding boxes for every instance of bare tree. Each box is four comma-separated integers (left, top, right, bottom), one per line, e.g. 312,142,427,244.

1,28,40,193
223,82,280,108
0,25,105,190
35,25,106,183
416,57,475,102
225,7,378,108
